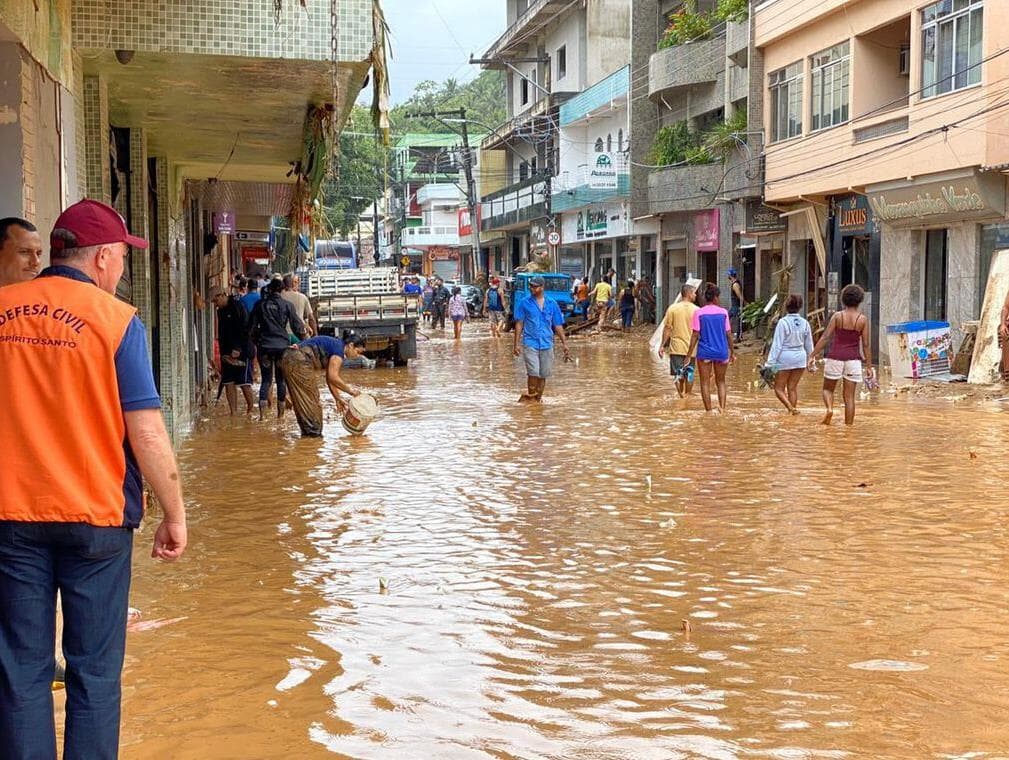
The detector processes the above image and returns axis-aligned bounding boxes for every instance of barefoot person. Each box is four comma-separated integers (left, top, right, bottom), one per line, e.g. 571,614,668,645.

280,333,368,437
686,283,735,412
513,275,571,402
449,286,469,340
810,283,874,425
658,284,699,397
767,294,813,414
484,277,507,338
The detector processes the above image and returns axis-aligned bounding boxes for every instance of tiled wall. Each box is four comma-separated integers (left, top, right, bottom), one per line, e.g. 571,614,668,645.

72,0,373,63
128,128,155,354
20,56,36,222
0,0,74,85
82,75,111,204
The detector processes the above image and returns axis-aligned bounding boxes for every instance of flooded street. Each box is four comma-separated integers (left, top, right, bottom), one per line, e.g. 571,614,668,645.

120,326,1009,759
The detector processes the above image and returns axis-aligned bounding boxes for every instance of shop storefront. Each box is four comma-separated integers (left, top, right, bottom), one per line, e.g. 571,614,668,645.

867,169,1009,360
744,200,787,302
560,202,630,283
829,193,880,329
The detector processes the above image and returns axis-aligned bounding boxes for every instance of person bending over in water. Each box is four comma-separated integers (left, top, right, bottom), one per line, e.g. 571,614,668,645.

767,294,813,414
810,283,874,425
687,282,735,412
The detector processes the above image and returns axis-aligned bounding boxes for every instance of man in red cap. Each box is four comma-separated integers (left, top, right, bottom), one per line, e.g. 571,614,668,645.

0,199,187,759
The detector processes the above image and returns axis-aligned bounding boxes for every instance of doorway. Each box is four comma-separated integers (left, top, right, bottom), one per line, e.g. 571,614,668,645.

924,228,948,321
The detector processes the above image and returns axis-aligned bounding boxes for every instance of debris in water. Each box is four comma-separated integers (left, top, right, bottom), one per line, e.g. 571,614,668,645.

969,451,978,460
855,482,870,488
379,577,389,592
645,474,653,493
681,619,691,637
128,616,187,633
659,519,677,529
848,659,928,672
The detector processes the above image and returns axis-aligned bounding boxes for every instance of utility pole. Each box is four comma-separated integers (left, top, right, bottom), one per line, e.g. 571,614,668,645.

405,108,483,282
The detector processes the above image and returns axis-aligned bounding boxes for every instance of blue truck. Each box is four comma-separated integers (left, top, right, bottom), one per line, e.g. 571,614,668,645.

504,272,576,332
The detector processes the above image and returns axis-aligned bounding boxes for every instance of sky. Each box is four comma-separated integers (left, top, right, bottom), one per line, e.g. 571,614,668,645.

377,0,507,104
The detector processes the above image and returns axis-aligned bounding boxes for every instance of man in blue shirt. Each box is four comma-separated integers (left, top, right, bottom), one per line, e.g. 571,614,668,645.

512,275,571,402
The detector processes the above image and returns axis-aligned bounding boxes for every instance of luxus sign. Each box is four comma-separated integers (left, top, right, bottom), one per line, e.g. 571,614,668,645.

588,152,619,190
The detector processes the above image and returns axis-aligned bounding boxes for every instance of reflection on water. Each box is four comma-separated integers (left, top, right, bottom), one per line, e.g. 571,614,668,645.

121,327,1009,759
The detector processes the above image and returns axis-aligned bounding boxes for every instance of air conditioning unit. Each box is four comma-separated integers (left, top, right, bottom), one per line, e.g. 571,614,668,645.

898,44,910,75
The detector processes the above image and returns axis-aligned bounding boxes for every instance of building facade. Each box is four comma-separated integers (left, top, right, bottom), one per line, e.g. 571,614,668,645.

756,0,1009,360
1,0,378,439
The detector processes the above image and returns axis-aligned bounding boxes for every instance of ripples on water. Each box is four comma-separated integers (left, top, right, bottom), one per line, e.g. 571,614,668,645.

119,327,1009,759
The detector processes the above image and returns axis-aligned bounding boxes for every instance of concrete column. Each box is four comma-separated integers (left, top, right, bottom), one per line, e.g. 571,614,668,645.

0,43,26,221
127,129,154,352
82,75,110,204
946,223,980,349
877,226,917,364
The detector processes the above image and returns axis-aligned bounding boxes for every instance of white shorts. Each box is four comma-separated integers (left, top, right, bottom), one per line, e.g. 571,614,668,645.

824,358,862,382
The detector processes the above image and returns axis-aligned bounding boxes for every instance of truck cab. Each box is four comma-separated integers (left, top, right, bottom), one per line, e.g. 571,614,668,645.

504,272,575,332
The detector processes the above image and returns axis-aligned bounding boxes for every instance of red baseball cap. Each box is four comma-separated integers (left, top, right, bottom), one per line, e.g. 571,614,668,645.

50,199,149,254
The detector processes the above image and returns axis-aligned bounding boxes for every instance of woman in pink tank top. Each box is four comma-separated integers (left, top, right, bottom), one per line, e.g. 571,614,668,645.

810,284,874,425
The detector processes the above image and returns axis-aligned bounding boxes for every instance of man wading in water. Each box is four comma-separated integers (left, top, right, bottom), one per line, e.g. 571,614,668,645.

513,275,571,402
281,333,368,437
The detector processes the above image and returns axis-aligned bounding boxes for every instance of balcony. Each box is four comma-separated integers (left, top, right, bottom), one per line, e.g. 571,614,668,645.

481,93,570,151
552,154,630,213
480,175,550,232
726,20,749,67
401,225,461,248
559,66,630,126
729,63,749,105
483,0,575,59
649,37,725,100
416,184,463,205
646,163,725,215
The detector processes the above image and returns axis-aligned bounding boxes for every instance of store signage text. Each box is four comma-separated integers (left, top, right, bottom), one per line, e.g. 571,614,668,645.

870,185,987,221
834,194,874,236
588,153,619,191
744,201,786,234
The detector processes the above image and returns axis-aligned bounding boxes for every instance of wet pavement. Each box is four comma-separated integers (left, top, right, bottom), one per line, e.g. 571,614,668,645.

117,325,1009,758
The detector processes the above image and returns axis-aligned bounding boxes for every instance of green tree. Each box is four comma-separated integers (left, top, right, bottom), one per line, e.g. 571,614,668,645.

390,70,506,133
322,106,389,238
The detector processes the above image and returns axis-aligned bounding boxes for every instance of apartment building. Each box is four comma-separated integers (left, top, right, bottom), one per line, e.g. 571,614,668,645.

1,0,377,438
756,0,1009,360
631,0,765,312
478,0,630,276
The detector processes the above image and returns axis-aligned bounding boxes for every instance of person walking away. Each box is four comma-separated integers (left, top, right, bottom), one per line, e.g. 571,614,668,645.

728,268,746,342
591,277,613,330
810,283,874,425
211,286,255,415
281,333,368,437
449,286,469,339
281,273,317,337
431,278,450,330
0,217,42,287
403,276,422,297
421,280,434,324
636,276,656,324
0,199,187,760
687,282,735,412
619,280,637,332
658,284,699,397
513,275,571,402
484,277,507,338
239,276,260,316
767,294,813,414
575,277,590,320
250,278,306,420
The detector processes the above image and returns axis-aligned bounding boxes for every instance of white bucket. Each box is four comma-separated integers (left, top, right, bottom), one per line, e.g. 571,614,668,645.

341,393,378,435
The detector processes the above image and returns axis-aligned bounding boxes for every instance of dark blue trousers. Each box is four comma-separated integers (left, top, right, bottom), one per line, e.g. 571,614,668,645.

0,521,133,760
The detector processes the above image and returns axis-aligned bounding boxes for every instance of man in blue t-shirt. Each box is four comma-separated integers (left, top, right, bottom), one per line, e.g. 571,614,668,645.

484,277,507,338
512,276,571,402
280,333,368,436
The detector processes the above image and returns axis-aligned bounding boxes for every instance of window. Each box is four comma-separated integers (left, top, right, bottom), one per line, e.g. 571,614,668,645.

606,133,613,152
924,229,948,320
594,137,604,153
618,129,624,151
811,41,850,131
520,76,529,105
922,0,983,98
769,62,803,142
519,161,529,181
556,45,567,81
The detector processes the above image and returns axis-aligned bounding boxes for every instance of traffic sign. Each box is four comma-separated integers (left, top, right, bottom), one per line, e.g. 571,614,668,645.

547,231,561,246
400,256,410,266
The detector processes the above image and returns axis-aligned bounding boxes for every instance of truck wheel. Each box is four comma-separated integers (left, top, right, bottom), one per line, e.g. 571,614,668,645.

392,344,408,367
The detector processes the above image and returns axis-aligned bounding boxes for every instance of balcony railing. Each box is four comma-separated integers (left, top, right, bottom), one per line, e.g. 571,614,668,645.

559,66,630,126
483,0,574,60
401,225,461,247
648,37,726,99
480,174,550,231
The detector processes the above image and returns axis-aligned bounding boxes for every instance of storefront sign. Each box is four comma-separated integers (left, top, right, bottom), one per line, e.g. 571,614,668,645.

744,201,786,234
588,152,619,190
694,209,719,251
834,194,874,236
530,219,550,251
213,211,235,235
577,208,608,240
458,207,478,237
867,172,1007,227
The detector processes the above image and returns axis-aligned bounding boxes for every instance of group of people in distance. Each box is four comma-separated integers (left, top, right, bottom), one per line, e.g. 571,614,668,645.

659,278,873,425
571,269,657,333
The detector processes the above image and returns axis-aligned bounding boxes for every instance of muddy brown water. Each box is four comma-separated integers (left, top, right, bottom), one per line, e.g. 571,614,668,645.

113,326,1009,758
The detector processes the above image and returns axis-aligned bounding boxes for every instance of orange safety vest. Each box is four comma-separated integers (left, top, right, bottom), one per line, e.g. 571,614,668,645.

0,272,143,527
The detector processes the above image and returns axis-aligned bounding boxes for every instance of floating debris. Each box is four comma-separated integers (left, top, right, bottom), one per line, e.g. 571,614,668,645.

848,659,928,672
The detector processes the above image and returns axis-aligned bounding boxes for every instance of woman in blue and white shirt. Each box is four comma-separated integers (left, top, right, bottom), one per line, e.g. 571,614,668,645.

767,294,814,414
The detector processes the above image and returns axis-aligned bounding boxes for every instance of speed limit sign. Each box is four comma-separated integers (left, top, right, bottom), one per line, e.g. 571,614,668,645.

547,231,561,246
